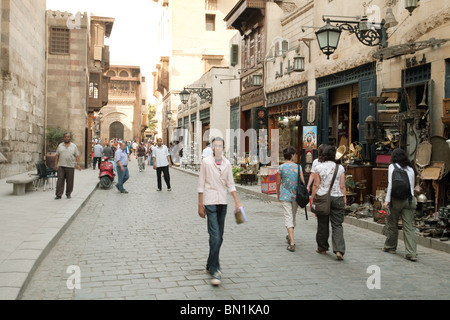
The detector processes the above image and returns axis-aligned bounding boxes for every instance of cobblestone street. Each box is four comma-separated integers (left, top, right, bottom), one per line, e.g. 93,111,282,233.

21,161,450,301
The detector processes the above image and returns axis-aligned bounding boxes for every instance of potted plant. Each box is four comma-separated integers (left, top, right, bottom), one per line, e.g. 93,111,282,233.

45,126,67,168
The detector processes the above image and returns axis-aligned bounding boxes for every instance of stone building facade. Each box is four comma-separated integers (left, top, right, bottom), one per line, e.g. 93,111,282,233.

0,0,47,179
46,11,113,167
152,0,239,145
101,65,147,142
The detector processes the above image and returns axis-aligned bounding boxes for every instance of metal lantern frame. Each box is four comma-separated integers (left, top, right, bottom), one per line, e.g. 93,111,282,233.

179,87,212,104
315,16,388,59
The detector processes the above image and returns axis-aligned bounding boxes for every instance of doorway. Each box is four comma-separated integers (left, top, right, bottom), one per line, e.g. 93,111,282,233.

110,121,124,140
329,84,359,147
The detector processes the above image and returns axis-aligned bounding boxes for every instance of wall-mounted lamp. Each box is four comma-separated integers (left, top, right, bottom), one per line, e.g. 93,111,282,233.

285,56,305,74
293,56,305,72
384,7,398,28
179,86,212,104
252,74,262,86
364,115,377,145
405,0,418,15
315,15,387,59
315,19,342,60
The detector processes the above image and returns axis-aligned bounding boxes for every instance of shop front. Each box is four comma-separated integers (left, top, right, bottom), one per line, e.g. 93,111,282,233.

315,62,377,203
267,82,308,165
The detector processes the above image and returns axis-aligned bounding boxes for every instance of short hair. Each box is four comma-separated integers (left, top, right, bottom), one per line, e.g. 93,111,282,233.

283,146,296,160
63,132,72,138
212,137,224,146
319,145,336,162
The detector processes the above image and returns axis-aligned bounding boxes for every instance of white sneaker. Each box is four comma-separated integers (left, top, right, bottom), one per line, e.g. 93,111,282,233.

211,271,222,286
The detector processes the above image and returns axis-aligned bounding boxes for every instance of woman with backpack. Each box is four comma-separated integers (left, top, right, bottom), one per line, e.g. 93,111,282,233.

276,146,305,252
383,148,417,261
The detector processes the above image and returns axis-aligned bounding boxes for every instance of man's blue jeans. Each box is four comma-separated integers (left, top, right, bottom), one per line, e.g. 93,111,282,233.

117,166,129,192
205,205,227,275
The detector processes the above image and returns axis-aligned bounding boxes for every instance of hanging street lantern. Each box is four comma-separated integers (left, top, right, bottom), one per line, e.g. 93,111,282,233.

315,19,342,60
364,115,377,145
405,0,418,16
384,7,398,29
179,89,191,104
293,56,305,72
252,74,262,86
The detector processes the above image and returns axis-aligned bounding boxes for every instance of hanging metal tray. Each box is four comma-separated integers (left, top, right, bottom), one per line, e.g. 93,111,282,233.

430,136,450,177
415,141,432,169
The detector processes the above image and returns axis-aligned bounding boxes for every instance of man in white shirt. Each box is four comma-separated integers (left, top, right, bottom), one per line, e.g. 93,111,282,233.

152,138,172,191
92,140,103,170
202,142,213,159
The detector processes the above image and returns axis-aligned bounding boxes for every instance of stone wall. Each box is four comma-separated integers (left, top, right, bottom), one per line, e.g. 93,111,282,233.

0,0,46,179
46,10,90,166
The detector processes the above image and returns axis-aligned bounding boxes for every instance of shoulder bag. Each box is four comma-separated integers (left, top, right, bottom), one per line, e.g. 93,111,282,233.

311,163,339,216
296,164,310,209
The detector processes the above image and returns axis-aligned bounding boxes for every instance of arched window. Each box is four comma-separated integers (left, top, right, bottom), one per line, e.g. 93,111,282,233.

119,70,129,78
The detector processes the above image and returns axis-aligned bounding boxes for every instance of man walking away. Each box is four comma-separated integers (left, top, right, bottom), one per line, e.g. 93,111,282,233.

152,138,172,191
198,137,242,286
103,143,115,171
115,142,130,194
93,140,103,170
54,132,81,200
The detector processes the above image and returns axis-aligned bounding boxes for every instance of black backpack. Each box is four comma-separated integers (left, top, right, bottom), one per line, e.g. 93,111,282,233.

391,164,412,200
296,165,310,208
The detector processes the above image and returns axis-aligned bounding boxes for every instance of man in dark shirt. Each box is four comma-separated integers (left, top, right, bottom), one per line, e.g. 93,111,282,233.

103,143,114,159
136,142,147,172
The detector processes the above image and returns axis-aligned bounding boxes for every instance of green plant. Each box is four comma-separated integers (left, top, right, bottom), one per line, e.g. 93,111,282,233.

46,126,67,151
233,166,242,182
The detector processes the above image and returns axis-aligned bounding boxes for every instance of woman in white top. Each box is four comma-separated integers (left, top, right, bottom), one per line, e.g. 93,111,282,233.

382,148,417,261
307,144,325,193
311,145,346,260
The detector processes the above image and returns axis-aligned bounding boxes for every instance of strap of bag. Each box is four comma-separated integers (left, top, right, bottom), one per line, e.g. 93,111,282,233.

327,163,339,196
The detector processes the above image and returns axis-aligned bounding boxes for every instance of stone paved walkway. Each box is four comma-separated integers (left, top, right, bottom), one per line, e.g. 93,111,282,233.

20,161,450,300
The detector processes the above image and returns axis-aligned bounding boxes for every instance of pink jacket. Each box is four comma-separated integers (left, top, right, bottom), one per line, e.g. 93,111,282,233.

198,156,236,205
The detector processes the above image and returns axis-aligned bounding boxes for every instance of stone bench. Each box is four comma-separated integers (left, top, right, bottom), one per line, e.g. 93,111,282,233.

6,174,40,195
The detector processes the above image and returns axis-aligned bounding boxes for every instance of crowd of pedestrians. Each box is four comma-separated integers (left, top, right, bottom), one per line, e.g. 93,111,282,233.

54,134,418,287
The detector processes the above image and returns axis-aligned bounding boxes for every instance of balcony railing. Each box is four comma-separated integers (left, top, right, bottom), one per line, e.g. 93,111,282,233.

109,90,136,97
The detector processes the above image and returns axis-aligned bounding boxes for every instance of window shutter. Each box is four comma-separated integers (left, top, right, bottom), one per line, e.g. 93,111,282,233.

231,44,239,66
282,40,289,53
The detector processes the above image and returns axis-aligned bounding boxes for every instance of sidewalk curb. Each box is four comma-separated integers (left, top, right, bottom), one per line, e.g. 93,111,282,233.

173,166,450,255
14,182,99,300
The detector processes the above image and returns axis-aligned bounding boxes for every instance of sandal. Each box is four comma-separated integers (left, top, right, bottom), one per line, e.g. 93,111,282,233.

287,244,295,252
316,248,326,255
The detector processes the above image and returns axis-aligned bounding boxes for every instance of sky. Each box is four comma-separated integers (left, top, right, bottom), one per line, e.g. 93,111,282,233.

46,0,160,80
